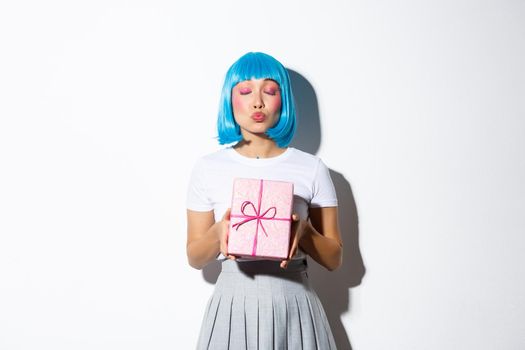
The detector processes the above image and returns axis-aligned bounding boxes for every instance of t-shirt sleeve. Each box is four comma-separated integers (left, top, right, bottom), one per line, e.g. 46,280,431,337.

310,159,338,208
186,159,213,212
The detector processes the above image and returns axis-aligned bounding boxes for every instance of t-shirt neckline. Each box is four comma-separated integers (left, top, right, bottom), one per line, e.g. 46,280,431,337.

226,146,294,166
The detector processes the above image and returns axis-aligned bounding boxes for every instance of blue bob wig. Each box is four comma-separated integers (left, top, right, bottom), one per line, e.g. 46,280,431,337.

217,52,296,147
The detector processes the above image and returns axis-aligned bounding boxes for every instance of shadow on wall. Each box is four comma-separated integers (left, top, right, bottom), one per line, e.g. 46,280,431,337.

201,69,365,350
289,69,365,350
308,169,364,350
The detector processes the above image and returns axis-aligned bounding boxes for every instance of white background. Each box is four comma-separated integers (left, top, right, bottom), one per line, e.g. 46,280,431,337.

1,1,524,349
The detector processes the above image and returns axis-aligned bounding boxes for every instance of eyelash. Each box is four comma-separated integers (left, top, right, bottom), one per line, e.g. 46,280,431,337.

239,90,278,96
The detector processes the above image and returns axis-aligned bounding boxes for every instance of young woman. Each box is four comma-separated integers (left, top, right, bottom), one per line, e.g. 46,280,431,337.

186,52,342,349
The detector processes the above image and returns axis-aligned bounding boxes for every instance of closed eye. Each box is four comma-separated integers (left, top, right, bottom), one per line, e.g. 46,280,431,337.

239,88,252,95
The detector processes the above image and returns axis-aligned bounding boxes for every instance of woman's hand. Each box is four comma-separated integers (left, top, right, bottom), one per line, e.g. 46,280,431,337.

187,208,236,269
218,208,236,260
280,213,308,269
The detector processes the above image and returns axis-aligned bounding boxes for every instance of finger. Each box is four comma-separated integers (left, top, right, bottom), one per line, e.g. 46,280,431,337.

221,232,229,257
288,246,297,260
220,242,228,257
288,241,296,260
222,208,232,221
223,222,230,248
280,259,288,269
288,235,299,260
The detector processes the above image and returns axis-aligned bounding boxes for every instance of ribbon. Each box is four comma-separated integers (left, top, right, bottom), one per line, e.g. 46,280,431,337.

230,179,291,256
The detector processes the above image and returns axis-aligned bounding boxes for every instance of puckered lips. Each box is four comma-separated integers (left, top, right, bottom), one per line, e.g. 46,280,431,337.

251,112,266,122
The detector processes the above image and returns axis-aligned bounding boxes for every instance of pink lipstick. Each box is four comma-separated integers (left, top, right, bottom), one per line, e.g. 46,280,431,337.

251,112,266,122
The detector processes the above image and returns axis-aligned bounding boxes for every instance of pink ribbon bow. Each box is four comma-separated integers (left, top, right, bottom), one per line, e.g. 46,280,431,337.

230,179,291,256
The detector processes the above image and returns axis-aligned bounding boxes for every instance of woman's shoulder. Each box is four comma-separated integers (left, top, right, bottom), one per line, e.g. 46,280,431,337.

193,147,233,165
289,147,320,160
287,147,324,167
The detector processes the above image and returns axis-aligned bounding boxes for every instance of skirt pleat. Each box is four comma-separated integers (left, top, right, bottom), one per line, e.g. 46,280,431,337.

209,294,234,348
228,296,247,349
197,294,221,350
244,295,258,349
272,295,287,349
285,294,302,350
295,294,317,349
305,293,325,348
196,259,336,350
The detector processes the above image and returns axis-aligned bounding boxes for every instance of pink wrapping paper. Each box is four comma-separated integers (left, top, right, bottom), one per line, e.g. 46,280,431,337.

228,178,294,260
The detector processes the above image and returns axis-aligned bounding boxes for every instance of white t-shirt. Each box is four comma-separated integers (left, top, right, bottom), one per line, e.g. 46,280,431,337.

186,147,338,260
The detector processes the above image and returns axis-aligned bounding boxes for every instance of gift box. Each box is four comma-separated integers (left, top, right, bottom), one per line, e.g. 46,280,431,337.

228,178,294,259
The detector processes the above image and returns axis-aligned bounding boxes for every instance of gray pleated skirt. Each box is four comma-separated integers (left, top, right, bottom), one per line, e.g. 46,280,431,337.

196,259,336,350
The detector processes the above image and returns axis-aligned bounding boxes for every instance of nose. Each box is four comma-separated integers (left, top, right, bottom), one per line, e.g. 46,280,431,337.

253,93,264,109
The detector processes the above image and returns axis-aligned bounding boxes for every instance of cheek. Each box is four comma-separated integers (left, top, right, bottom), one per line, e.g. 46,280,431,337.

268,96,282,113
232,94,246,112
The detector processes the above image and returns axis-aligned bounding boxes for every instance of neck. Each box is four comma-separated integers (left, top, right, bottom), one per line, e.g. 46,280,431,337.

233,136,286,159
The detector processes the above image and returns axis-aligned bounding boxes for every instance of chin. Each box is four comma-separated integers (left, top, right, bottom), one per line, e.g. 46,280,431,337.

244,125,269,133
241,130,269,139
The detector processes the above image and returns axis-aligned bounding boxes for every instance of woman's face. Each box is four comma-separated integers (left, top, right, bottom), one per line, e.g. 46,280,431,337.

231,78,282,137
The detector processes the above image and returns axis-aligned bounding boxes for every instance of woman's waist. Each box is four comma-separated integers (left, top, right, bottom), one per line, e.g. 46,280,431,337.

220,258,307,274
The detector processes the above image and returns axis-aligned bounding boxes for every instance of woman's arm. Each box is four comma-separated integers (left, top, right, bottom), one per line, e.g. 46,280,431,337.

186,209,231,270
283,206,343,271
